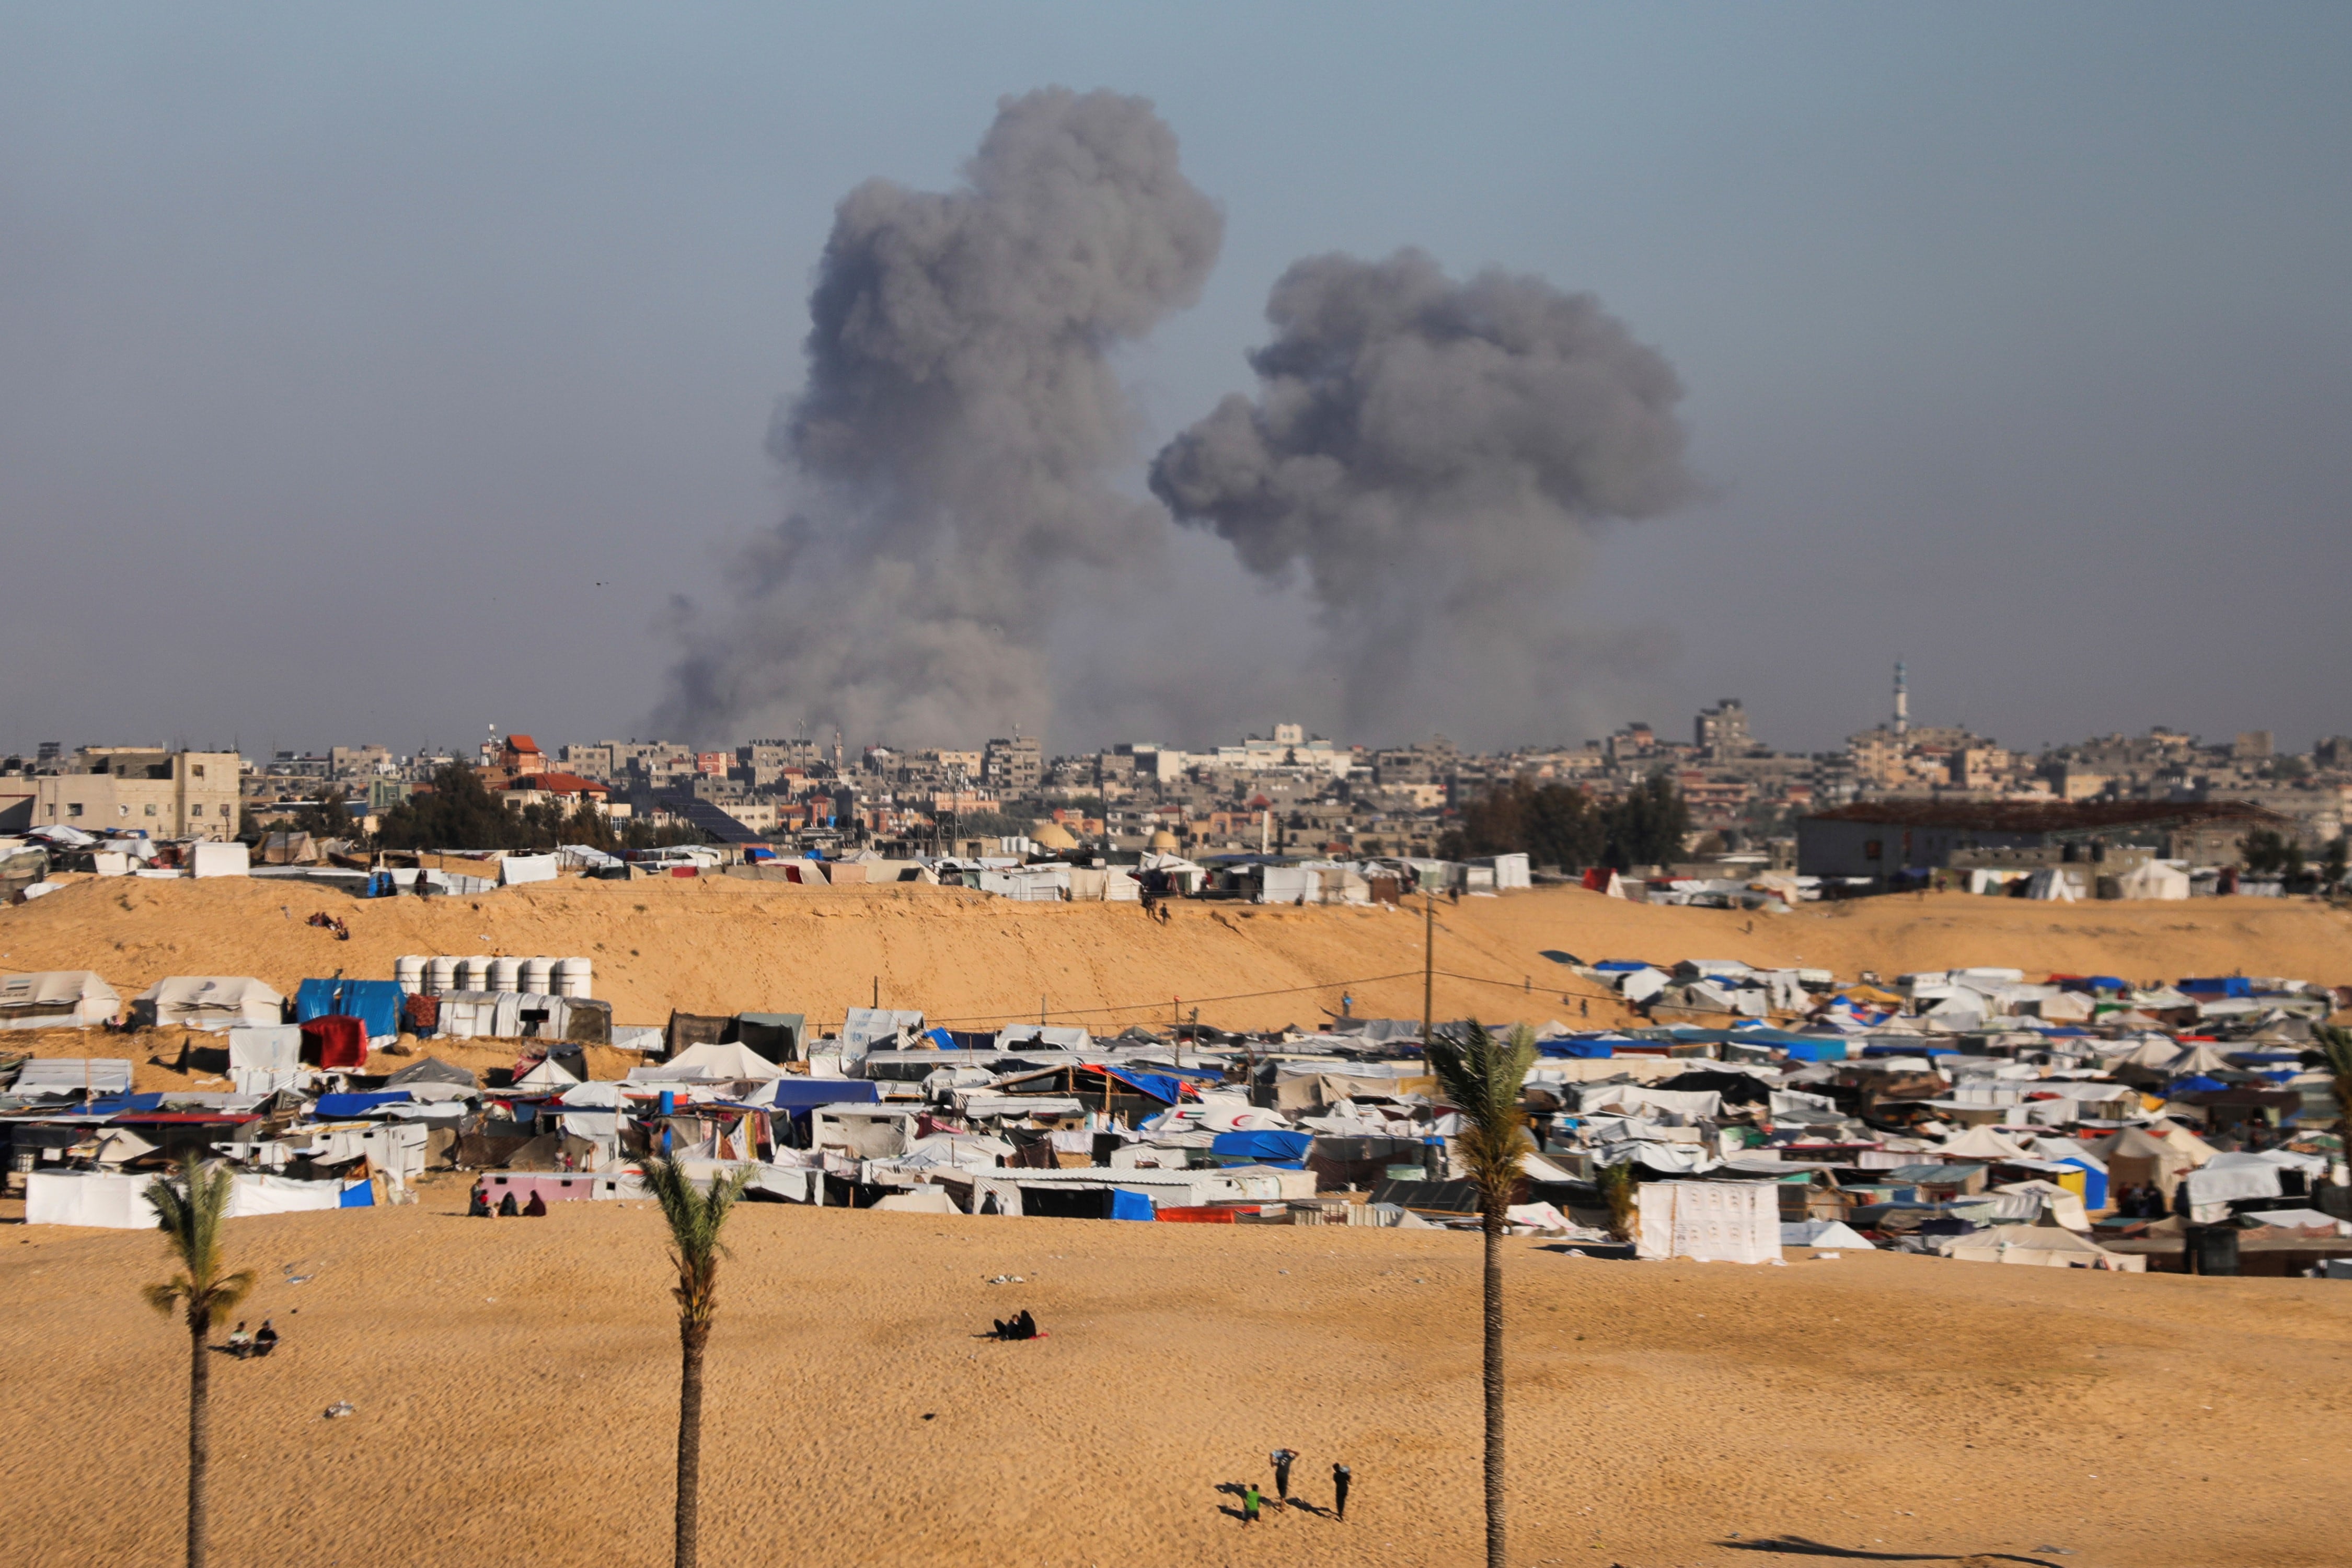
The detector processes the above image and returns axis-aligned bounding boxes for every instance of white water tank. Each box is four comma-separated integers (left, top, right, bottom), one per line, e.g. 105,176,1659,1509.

488,956,523,993
554,958,593,999
393,955,426,994
521,956,555,994
458,955,495,991
425,956,458,995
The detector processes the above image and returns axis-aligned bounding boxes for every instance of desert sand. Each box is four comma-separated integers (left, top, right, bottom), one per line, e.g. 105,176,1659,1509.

0,1193,2343,1566
4,877,2348,1040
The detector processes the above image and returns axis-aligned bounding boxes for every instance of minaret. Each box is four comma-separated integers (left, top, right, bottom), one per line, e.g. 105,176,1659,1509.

1893,661,1909,738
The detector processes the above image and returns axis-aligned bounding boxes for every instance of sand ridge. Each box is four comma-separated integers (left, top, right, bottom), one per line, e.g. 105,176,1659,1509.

3,878,2346,1036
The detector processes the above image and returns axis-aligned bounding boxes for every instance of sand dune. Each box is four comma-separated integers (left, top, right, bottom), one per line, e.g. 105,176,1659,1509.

3,877,2348,1038
0,1193,2339,1566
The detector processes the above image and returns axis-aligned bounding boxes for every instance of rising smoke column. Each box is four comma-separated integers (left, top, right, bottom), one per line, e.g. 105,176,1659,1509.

660,88,1223,743
1149,248,1692,739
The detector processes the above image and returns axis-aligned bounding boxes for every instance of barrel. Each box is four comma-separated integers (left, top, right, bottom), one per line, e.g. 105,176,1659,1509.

554,958,593,999
488,956,522,994
521,956,555,994
457,955,494,992
425,956,458,995
393,955,426,994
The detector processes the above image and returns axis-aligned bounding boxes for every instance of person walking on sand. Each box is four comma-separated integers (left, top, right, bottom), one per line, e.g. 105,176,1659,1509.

1270,1448,1297,1506
1241,1483,1261,1525
1332,1461,1351,1521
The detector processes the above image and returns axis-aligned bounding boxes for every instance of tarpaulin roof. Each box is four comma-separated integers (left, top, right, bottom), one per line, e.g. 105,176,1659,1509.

313,1091,412,1118
761,1078,880,1112
294,978,405,1040
1211,1129,1312,1162
1092,1065,1186,1103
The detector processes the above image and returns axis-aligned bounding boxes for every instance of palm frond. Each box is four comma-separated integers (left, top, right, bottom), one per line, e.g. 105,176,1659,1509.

2318,1025,2352,1081
640,1155,754,1329
144,1154,244,1326
1427,1019,1538,1214
142,1277,191,1316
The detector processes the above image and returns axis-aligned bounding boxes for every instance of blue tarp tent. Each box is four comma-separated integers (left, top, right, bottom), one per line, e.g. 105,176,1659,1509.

314,1091,411,1119
2167,1074,2230,1094
1110,1188,1156,1221
1211,1129,1312,1165
1592,960,1652,973
763,1079,880,1112
339,1179,374,1208
295,978,405,1041
1782,1040,1848,1063
2055,1157,2109,1210
2178,977,2251,998
1102,1067,1186,1104
1538,1038,1615,1058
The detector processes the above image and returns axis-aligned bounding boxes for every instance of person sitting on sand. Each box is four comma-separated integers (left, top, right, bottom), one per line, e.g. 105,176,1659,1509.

253,1321,279,1358
523,1189,548,1217
225,1322,253,1359
498,1191,520,1217
1014,1309,1037,1340
468,1183,492,1218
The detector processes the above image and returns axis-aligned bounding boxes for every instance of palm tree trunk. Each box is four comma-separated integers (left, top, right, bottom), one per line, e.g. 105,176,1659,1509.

674,1319,709,1568
1481,1209,1505,1568
186,1308,211,1568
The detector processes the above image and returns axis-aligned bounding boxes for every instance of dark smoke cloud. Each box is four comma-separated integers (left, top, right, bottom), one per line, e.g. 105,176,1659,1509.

1150,248,1692,739
659,88,1221,744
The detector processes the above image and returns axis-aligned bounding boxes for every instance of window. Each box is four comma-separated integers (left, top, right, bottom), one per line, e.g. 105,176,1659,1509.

190,803,205,817
191,764,206,779
118,804,130,817
144,804,157,817
66,803,82,818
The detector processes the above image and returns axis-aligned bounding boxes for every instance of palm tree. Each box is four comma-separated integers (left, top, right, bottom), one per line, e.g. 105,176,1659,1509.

2316,1025,2352,1146
1427,1019,1537,1568
143,1156,255,1568
640,1155,753,1568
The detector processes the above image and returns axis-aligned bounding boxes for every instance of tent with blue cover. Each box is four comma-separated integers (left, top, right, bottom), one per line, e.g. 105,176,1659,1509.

313,1091,411,1119
1110,1188,1156,1221
1210,1129,1312,1168
295,978,406,1043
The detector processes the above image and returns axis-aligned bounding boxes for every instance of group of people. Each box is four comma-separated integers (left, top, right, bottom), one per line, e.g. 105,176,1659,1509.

990,1309,1041,1341
223,1320,279,1359
1239,1448,1351,1524
469,1182,548,1217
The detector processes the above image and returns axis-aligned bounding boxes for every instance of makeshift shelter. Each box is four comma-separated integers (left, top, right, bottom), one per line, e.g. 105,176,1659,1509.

2115,859,2192,900
10,1058,135,1098
1939,1125,2035,1162
294,978,406,1044
2093,1125,2204,1204
1634,1180,1780,1263
134,976,285,1032
1942,1223,2143,1271
300,1015,368,1070
648,1041,786,1082
0,971,121,1030
734,1012,806,1063
2022,867,2079,902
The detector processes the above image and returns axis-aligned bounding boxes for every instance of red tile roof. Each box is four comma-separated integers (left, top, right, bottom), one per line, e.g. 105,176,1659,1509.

506,772,608,795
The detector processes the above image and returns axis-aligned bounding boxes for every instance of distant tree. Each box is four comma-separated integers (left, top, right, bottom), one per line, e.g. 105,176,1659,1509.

1598,1159,1640,1243
2284,840,2309,889
144,1157,256,1568
1449,777,1606,870
1602,771,1692,871
2318,1026,2352,1144
374,763,516,850
285,788,353,842
1426,1020,1538,1568
2323,837,2348,891
640,1156,753,1568
2240,828,2290,876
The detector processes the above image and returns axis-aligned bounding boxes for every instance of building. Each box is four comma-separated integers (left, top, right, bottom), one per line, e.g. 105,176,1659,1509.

1796,799,2290,879
502,773,615,816
1695,699,1753,757
16,749,243,840
983,734,1043,794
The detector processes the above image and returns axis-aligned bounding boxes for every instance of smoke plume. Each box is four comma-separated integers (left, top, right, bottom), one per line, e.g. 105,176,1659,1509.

660,88,1222,743
1150,248,1692,738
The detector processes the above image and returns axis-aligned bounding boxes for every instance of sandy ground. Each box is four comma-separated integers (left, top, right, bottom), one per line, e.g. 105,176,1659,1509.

3,877,2348,1038
0,1198,2342,1567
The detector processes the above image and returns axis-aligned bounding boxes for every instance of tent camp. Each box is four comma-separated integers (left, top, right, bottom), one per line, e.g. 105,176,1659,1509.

2093,1124,2208,1203
0,971,121,1030
10,1058,135,1098
133,977,285,1031
25,1169,352,1228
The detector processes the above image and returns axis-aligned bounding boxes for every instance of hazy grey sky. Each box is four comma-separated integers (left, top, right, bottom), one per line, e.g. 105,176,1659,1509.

4,4,2347,758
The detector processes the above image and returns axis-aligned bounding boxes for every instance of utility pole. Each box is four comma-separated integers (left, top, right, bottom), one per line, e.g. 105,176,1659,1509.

1422,886,1435,1048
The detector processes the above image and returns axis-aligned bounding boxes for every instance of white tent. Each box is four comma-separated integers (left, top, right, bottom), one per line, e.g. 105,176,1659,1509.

134,976,284,1031
1782,1219,1875,1249
1634,1180,1780,1263
0,971,121,1030
646,1041,785,1082
188,841,249,879
2022,867,2079,902
2115,859,2192,901
11,1058,136,1097
500,854,559,886
1942,1223,2143,1270
1939,1125,2035,1161
227,1025,303,1072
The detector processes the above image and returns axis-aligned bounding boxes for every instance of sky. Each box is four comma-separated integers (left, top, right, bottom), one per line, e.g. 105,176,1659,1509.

3,3,2348,760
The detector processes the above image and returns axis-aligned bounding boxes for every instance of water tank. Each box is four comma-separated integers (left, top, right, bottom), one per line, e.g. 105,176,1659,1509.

457,955,494,992
425,956,458,995
521,956,555,994
488,956,523,994
393,955,426,994
554,958,593,999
